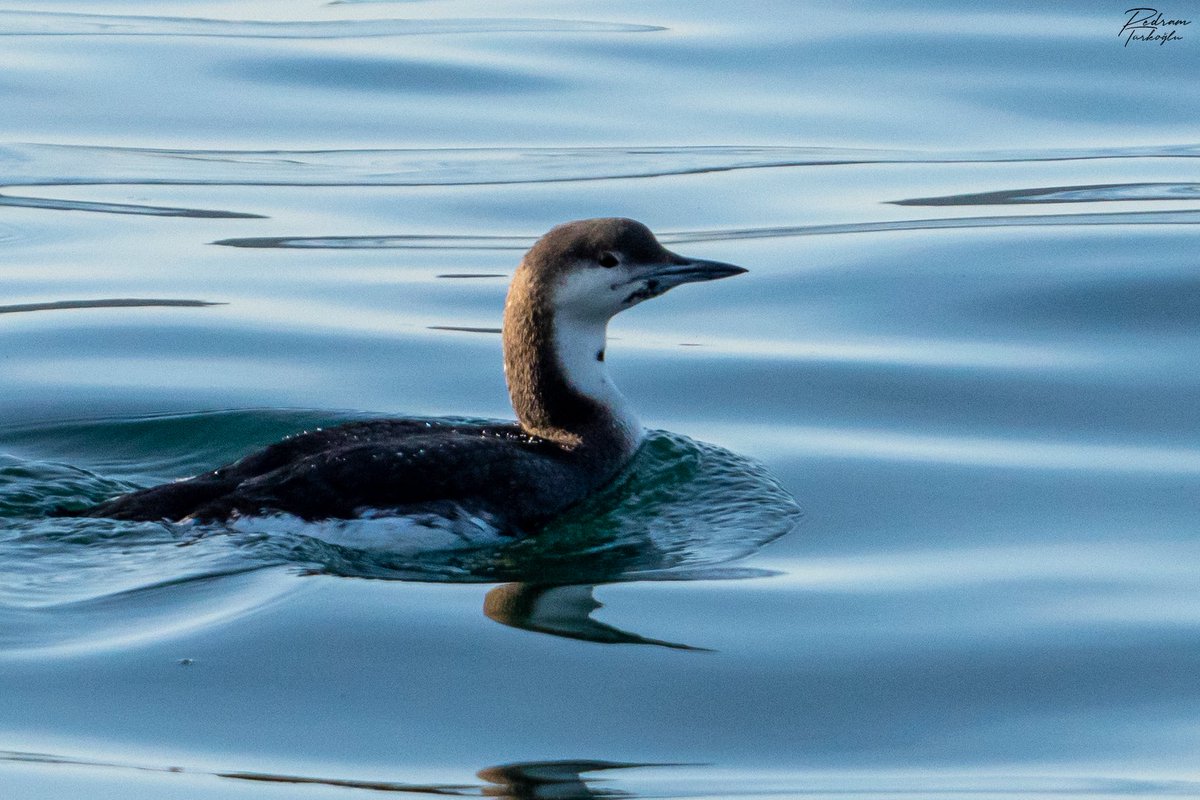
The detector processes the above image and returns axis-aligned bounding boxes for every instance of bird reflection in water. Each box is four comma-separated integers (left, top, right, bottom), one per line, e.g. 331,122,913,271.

477,760,667,799
0,750,673,798
483,583,708,651
226,759,660,797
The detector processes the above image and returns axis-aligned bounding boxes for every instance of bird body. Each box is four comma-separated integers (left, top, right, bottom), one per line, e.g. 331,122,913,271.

70,218,745,529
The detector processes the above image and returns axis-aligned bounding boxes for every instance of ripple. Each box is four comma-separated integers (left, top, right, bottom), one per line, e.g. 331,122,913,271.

0,10,663,39
895,182,1200,206
666,334,1105,371
0,409,348,479
2,748,1196,799
213,209,1200,250
720,422,1200,474
427,325,503,334
0,220,22,245
0,563,298,658
0,192,262,217
665,210,1200,242
770,542,1200,595
3,142,1199,189
215,234,528,249
436,273,507,279
978,274,1200,334
236,54,558,95
0,299,225,315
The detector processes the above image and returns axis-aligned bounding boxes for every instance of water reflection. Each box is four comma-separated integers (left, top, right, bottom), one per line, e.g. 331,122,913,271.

475,761,663,799
484,583,706,650
7,748,1198,797
1,749,670,798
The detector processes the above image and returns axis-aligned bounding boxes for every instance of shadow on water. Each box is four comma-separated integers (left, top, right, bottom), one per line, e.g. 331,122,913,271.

0,410,800,654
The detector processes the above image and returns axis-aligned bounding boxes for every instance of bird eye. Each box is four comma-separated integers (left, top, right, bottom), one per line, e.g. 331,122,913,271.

598,252,619,268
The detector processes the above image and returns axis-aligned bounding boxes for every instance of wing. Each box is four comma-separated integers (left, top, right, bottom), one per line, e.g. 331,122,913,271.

212,419,485,481
80,420,582,525
192,430,581,524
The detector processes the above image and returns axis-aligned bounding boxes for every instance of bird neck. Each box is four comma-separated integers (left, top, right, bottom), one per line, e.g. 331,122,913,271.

503,288,642,458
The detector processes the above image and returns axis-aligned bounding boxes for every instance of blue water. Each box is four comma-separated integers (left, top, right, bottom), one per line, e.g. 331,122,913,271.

3,2,1200,797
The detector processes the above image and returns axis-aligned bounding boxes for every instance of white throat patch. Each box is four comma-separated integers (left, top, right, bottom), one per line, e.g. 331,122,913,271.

552,312,644,451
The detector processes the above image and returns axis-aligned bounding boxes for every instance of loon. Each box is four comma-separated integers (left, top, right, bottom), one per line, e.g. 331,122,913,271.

70,218,745,529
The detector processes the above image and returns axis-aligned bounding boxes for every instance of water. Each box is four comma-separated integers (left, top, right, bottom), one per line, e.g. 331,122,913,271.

2,1,1199,797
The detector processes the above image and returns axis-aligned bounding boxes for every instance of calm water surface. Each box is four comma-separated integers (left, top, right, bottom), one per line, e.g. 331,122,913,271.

2,1,1199,797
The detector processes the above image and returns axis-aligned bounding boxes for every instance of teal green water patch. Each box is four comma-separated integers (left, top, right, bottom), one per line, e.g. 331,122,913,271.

0,455,136,518
529,429,801,578
0,409,357,483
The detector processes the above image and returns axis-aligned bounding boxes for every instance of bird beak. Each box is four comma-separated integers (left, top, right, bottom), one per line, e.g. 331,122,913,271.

642,252,748,288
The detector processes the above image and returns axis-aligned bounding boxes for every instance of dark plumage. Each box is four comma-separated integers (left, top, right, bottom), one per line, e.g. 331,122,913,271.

82,420,587,527
63,218,745,529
